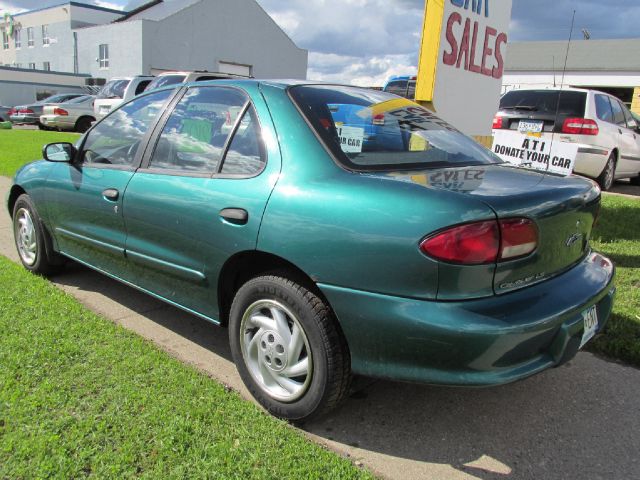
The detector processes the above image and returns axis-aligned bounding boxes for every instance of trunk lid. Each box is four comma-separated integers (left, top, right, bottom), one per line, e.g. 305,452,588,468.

380,165,601,294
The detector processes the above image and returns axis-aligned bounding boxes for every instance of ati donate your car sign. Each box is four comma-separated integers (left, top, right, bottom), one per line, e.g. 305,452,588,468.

492,130,579,176
416,0,512,136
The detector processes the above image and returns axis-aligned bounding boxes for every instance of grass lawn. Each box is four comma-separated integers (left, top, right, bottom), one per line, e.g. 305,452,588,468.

0,129,80,177
589,194,640,366
0,257,371,479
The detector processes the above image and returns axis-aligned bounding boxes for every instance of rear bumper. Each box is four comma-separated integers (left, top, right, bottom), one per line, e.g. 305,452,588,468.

10,114,39,124
319,251,615,386
40,115,75,130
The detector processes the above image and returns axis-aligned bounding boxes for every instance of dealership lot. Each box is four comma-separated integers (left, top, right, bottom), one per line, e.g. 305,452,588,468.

1,170,639,479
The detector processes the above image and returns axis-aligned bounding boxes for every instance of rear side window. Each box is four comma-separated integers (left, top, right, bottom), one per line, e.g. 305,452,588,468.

221,106,265,176
97,79,130,99
595,94,613,122
499,90,586,117
290,85,501,171
622,104,637,129
148,86,247,174
610,99,626,127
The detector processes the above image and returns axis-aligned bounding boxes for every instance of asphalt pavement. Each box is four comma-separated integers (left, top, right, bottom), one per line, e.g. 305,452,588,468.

1,175,639,480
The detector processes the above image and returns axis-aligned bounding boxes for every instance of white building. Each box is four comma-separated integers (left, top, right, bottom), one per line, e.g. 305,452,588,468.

503,39,640,113
0,0,308,104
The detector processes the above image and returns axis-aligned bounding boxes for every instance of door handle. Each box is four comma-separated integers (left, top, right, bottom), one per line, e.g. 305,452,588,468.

220,208,248,225
618,128,623,135
102,188,119,201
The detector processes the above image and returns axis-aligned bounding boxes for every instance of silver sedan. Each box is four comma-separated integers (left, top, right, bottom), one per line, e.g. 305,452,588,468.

39,95,96,133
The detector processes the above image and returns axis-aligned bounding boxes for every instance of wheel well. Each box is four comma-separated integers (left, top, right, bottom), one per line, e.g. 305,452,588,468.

7,185,26,217
217,251,332,327
611,148,619,162
75,115,95,126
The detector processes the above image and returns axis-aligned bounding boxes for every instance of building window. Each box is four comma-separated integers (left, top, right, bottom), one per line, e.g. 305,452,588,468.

99,44,109,69
29,62,36,69
27,27,34,47
2,31,8,50
15,63,22,68
15,29,21,49
42,25,50,46
43,61,51,71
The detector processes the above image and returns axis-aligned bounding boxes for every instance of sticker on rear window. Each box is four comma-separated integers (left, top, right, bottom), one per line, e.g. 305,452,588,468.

337,126,364,153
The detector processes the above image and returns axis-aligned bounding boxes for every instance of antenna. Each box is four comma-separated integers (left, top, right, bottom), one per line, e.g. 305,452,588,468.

549,10,576,172
552,56,556,87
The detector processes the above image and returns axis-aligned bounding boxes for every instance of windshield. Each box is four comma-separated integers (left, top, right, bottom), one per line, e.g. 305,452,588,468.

499,90,586,116
290,85,502,171
145,75,187,91
96,79,131,100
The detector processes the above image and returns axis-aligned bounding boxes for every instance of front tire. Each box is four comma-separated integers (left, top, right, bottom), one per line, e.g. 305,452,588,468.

597,153,616,191
229,275,351,422
12,194,60,275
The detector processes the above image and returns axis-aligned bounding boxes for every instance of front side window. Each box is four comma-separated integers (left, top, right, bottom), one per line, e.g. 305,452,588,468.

621,102,637,130
148,86,247,174
27,27,34,47
15,29,20,48
2,32,8,50
99,44,109,69
42,25,49,46
291,85,501,171
81,89,173,168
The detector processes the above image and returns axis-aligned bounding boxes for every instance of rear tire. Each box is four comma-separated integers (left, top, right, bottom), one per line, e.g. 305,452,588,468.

597,153,616,191
229,275,351,423
12,194,61,276
630,175,640,186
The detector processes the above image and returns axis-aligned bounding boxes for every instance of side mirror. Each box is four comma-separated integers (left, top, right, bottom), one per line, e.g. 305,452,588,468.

43,142,76,162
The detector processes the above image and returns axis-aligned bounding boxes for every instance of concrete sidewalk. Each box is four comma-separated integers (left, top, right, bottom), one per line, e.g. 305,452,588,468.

2,175,639,480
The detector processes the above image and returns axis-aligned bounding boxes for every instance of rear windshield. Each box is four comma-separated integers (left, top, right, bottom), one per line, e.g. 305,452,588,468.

145,75,187,91
290,85,501,171
499,90,587,116
64,95,93,104
96,79,130,99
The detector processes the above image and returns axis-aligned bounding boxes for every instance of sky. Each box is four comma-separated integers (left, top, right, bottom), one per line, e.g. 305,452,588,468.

1,0,639,85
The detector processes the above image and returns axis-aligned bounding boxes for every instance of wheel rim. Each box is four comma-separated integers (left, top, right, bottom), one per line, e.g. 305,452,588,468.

604,158,615,190
240,299,313,403
14,208,37,266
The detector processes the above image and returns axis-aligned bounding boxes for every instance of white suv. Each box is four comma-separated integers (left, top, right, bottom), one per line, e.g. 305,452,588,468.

494,88,640,190
144,71,248,92
93,76,154,119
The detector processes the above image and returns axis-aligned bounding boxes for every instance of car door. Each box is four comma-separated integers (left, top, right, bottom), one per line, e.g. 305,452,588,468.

122,84,280,321
619,101,640,175
608,97,638,176
45,88,176,277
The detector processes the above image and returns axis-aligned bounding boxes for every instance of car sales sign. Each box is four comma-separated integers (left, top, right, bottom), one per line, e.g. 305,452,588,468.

492,130,579,176
415,0,512,136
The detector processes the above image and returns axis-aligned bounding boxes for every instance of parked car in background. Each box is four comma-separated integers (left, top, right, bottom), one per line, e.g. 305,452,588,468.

39,95,96,133
493,88,640,189
0,106,13,122
383,75,416,99
9,80,615,422
144,71,249,92
93,76,154,118
9,93,85,128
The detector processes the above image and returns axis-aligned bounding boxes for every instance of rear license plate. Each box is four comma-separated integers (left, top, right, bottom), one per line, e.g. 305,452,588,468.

518,120,543,134
579,305,598,349
100,106,110,113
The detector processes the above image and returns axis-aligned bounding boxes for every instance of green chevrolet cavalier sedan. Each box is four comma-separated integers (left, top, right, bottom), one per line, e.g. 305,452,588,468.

8,80,616,421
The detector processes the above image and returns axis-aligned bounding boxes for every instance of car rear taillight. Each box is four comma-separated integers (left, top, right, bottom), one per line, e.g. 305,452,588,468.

420,221,499,265
372,113,385,126
8,108,15,115
562,118,599,135
420,218,538,265
492,115,503,129
19,108,34,114
53,108,68,116
499,218,538,260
